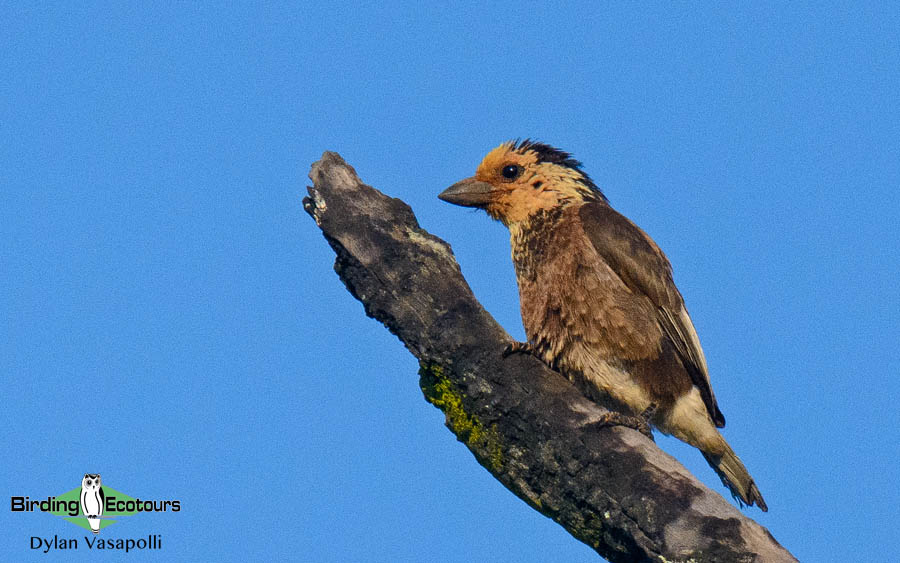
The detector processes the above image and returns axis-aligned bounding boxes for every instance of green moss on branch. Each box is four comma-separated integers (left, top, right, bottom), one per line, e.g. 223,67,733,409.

419,362,504,472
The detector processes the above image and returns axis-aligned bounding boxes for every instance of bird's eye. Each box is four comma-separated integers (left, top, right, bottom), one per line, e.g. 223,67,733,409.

501,165,521,180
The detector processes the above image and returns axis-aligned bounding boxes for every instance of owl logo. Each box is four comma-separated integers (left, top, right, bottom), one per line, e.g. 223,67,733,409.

80,474,104,534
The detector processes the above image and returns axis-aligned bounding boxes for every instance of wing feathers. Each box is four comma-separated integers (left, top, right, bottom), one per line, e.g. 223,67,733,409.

578,202,724,426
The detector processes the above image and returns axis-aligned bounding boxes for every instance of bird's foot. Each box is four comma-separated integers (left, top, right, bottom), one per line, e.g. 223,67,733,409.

591,411,655,442
502,340,536,358
640,402,658,423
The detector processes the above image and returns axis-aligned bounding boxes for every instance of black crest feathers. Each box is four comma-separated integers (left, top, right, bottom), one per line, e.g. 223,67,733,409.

512,139,604,200
515,139,583,169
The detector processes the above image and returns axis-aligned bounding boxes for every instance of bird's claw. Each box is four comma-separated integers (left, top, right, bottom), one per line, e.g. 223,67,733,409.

591,411,655,442
640,402,658,423
503,341,535,358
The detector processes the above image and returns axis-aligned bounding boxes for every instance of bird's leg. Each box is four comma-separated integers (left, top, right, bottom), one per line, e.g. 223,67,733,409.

591,409,655,442
503,340,536,358
640,402,658,424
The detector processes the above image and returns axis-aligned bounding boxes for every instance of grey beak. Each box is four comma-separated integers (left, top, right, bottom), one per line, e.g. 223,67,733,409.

438,178,496,208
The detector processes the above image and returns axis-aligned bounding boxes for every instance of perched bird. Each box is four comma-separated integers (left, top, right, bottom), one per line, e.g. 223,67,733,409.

439,140,767,511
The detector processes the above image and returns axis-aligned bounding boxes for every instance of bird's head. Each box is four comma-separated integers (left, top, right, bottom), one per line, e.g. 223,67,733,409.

439,140,605,225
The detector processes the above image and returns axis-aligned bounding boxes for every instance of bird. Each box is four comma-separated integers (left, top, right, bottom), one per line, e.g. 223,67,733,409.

80,473,104,533
438,139,767,511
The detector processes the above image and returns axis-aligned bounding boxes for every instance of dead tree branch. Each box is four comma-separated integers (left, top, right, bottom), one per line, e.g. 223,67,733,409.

302,152,795,563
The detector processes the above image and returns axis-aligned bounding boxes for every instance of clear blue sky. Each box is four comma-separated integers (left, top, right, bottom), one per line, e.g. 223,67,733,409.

2,3,898,562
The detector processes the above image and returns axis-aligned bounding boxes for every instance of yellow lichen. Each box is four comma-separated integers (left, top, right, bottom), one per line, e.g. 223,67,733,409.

419,363,504,472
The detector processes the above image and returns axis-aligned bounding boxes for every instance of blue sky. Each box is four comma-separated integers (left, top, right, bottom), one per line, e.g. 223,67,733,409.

2,3,898,561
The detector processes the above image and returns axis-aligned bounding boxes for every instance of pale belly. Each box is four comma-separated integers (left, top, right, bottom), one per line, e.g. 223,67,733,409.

547,340,654,416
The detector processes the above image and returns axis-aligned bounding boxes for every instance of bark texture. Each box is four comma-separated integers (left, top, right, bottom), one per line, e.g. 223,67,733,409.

302,152,796,563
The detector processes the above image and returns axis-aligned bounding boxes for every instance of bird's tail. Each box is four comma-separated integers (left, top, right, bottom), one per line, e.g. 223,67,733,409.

703,437,768,512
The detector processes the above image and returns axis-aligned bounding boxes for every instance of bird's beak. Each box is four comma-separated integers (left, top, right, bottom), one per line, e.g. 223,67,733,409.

438,178,497,208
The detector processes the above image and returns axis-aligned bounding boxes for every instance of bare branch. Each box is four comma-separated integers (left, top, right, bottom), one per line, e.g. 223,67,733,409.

303,152,796,563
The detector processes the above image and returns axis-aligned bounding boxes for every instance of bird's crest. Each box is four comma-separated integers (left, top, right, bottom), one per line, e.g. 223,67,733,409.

485,139,606,202
514,139,586,172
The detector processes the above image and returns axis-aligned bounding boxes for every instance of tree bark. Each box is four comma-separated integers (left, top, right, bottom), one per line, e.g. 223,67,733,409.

302,152,796,563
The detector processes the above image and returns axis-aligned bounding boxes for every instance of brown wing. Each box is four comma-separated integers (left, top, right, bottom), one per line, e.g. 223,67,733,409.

578,202,725,427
